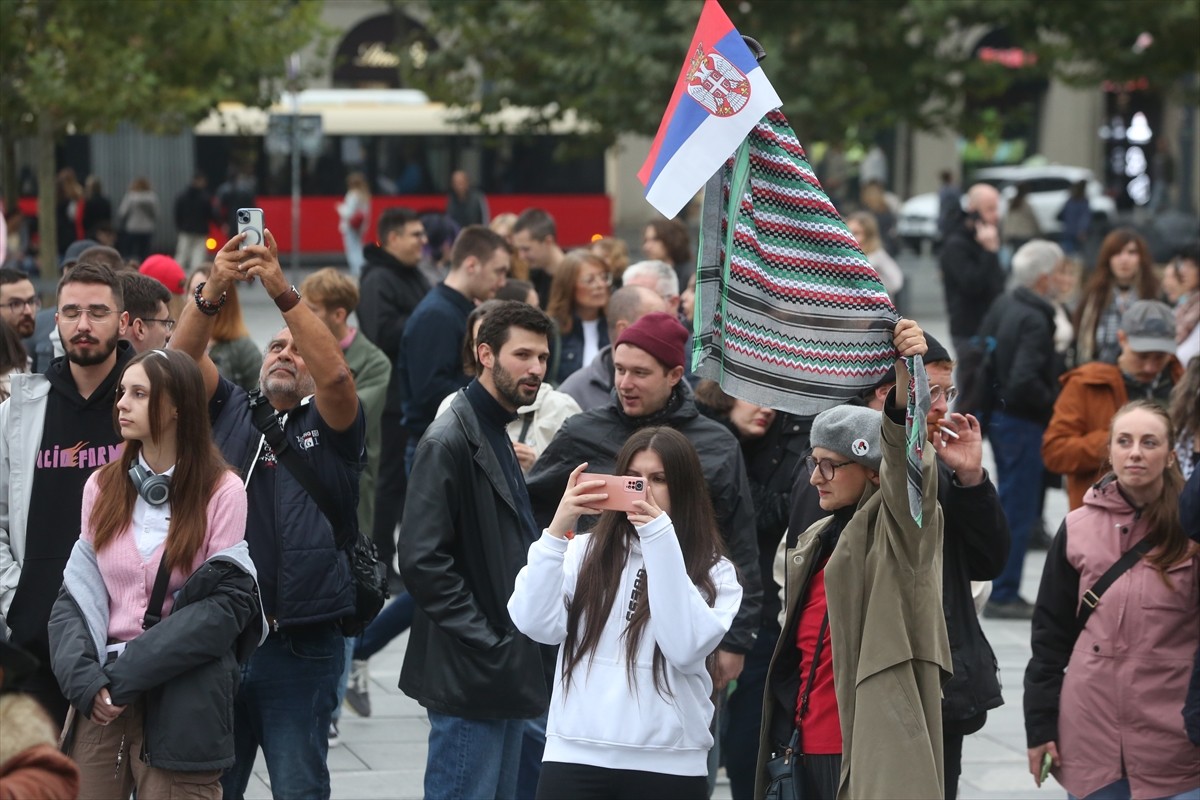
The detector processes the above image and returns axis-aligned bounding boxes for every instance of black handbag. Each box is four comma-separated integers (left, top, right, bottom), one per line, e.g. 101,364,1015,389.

247,390,388,635
763,611,830,800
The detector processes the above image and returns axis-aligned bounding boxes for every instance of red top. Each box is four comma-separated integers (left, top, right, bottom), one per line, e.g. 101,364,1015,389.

794,563,841,754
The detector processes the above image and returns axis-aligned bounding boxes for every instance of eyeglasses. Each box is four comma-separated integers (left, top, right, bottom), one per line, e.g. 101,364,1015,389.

579,273,613,288
930,384,958,404
805,455,855,481
140,317,176,332
3,296,40,314
59,304,115,321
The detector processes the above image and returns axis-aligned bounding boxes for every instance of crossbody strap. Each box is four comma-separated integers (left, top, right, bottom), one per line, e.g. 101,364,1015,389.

247,391,351,549
1076,538,1153,632
797,609,831,723
142,555,173,630
516,413,535,445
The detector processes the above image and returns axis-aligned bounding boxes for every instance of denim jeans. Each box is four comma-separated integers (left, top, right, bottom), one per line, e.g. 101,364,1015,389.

516,713,548,800
425,711,525,800
352,591,414,660
1069,778,1200,800
221,623,345,800
333,635,354,723
988,411,1047,603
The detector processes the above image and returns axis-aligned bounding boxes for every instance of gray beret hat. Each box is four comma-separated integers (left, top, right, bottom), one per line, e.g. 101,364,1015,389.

810,405,883,472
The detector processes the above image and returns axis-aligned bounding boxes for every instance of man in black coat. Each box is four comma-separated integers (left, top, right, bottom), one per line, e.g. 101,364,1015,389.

398,302,552,800
940,183,1006,357
526,312,762,688
356,207,429,579
976,240,1064,619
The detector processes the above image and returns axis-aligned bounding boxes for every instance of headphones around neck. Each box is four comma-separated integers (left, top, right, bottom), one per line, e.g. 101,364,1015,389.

129,464,171,506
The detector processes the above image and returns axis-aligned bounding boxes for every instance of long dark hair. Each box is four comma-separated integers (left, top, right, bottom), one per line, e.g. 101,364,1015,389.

1074,229,1156,325
90,350,231,573
1106,400,1193,583
560,427,728,697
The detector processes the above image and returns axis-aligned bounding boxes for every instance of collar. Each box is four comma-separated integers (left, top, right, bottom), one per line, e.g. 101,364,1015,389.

613,383,686,429
465,379,518,430
137,451,177,478
339,327,357,350
436,282,476,315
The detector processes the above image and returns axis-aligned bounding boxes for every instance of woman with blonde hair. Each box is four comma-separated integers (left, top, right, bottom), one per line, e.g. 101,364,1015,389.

546,250,613,385
846,211,904,298
186,267,261,390
591,237,630,285
1025,400,1199,800
337,172,372,278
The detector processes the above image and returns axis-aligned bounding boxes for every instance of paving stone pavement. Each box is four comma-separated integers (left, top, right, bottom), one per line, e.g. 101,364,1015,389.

232,250,1069,798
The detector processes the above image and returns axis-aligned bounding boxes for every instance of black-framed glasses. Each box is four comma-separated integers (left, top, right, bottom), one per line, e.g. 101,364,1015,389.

140,317,176,332
59,304,115,321
3,296,40,314
930,384,959,404
805,454,855,481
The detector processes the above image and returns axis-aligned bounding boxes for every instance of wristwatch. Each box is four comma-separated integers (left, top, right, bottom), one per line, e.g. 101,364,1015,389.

273,284,302,313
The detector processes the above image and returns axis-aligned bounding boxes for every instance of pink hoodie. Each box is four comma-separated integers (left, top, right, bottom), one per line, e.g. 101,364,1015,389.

1056,480,1200,799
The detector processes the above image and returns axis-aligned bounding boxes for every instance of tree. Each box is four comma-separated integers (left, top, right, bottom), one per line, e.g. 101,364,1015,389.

402,0,1199,152
0,0,328,280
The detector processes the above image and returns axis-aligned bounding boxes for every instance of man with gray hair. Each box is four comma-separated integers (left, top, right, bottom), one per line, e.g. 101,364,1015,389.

621,259,680,315
557,284,665,410
972,239,1064,619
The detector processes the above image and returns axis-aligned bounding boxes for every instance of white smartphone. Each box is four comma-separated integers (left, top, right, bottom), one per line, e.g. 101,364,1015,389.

236,208,265,251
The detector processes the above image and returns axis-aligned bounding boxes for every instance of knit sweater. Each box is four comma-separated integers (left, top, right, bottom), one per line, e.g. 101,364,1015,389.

79,469,247,642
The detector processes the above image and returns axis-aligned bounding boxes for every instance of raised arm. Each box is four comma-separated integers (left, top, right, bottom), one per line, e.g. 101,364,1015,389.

242,230,359,432
170,237,244,400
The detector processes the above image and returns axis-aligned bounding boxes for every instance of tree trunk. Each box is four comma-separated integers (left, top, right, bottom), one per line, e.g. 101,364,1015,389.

36,111,58,293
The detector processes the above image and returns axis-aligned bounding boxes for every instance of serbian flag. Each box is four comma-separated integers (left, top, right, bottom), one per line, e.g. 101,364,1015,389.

638,0,781,218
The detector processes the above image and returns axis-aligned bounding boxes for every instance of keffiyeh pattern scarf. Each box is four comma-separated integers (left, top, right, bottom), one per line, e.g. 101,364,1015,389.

693,110,930,523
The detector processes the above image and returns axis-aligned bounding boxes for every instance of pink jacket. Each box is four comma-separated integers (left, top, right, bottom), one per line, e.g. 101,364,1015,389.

80,470,248,643
1057,482,1200,799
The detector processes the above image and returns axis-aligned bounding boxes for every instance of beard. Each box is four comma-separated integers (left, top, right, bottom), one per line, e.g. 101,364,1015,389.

261,364,317,406
492,361,540,410
13,315,35,338
64,328,119,367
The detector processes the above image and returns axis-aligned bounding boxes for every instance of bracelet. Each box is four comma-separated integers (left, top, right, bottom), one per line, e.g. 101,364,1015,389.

564,529,575,540
193,281,227,316
273,284,302,313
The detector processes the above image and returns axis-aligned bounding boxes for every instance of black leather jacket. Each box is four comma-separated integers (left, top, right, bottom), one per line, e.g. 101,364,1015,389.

49,556,262,771
979,286,1061,424
397,391,549,720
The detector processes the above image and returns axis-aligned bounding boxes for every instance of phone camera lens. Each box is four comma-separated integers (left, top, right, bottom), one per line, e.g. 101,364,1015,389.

238,211,249,223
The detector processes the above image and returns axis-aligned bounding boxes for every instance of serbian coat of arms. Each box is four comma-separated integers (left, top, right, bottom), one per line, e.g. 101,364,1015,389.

685,43,751,117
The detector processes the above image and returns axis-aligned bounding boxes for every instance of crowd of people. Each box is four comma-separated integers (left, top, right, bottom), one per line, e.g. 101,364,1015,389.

0,167,1196,800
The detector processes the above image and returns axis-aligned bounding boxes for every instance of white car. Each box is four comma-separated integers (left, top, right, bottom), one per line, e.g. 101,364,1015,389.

898,165,1117,250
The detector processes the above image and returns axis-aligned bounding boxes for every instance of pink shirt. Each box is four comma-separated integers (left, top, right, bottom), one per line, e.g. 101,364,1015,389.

80,469,248,643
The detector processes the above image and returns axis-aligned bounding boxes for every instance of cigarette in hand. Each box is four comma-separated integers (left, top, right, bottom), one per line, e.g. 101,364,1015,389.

936,421,960,439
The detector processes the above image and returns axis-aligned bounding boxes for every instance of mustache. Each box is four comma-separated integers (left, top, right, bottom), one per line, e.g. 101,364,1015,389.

70,334,99,344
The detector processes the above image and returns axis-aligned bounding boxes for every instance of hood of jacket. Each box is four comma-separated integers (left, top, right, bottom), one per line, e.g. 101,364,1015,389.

43,340,134,409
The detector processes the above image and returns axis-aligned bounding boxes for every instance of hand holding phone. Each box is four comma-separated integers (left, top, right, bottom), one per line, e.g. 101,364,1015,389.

236,208,265,251
578,473,648,513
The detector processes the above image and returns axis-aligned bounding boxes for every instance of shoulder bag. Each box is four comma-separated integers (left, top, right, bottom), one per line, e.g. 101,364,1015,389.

764,610,830,800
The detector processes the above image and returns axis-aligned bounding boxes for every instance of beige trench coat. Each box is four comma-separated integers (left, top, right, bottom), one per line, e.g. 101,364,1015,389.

755,412,953,800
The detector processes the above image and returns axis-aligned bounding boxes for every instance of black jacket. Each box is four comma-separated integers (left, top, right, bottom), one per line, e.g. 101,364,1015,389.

980,286,1060,424
357,244,431,415
936,459,1008,724
397,391,549,720
525,388,762,653
49,556,262,771
173,187,215,236
939,210,1006,339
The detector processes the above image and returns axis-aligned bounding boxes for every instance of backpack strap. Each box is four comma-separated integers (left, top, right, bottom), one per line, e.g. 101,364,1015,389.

142,555,173,630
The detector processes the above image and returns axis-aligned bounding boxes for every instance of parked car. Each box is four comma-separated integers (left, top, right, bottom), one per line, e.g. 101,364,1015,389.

897,164,1117,251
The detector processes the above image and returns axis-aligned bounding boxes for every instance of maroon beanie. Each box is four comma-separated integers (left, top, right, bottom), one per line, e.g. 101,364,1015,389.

614,311,688,371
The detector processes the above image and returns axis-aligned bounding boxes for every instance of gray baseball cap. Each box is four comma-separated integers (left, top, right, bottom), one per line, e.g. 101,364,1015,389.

1120,300,1176,354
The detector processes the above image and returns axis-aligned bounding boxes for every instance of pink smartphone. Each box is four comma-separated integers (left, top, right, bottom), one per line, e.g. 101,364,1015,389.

578,473,648,513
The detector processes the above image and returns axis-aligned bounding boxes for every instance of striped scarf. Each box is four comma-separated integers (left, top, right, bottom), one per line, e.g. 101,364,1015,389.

693,110,930,523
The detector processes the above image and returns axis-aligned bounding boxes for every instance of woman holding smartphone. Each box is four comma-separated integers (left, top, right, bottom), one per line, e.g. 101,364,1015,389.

508,426,743,799
49,349,263,800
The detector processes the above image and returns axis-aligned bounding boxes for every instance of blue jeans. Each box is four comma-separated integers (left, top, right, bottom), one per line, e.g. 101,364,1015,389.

425,711,525,800
723,624,779,800
333,635,354,723
221,623,345,800
352,591,414,660
988,411,1047,604
516,713,547,800
1069,778,1200,800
